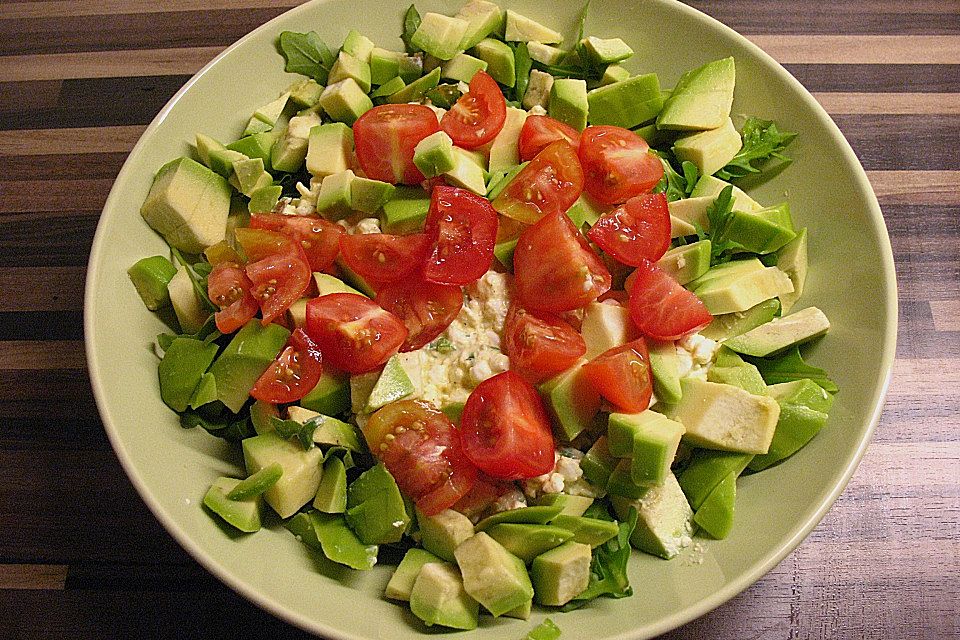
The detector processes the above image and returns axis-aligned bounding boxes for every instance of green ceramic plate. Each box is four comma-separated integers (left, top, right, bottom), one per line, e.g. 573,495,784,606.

84,0,897,637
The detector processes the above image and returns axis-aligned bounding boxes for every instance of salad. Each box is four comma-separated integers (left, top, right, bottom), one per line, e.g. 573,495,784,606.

127,1,838,634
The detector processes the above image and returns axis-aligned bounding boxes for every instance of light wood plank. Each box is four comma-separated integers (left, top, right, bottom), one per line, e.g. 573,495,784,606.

866,170,960,205
3,0,304,19
0,126,145,157
814,92,960,115
0,267,86,312
748,35,960,64
0,564,68,590
888,358,960,398
0,341,86,370
930,301,960,333
0,47,224,82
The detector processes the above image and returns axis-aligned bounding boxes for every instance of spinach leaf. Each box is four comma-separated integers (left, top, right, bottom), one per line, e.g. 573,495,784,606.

401,4,422,54
277,31,336,84
513,42,532,103
181,403,254,441
561,507,637,610
271,415,321,450
745,346,839,394
716,117,797,181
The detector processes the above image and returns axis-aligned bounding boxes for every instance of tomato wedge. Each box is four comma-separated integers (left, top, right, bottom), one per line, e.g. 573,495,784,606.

441,70,506,149
628,259,713,340
353,104,441,184
423,186,498,286
578,125,664,205
588,192,671,266
460,371,555,480
235,228,312,325
504,303,586,384
250,213,343,272
207,262,259,334
450,474,513,521
582,338,653,413
376,278,464,352
338,232,431,284
518,115,581,162
304,293,408,373
513,210,611,313
364,399,478,516
250,328,323,404
491,140,584,224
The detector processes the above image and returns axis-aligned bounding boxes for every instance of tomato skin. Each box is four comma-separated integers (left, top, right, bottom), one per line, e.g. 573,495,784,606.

363,399,478,516
588,192,671,266
627,259,713,340
582,338,653,413
518,115,581,162
354,104,441,184
441,70,507,149
376,278,464,352
423,186,499,286
207,262,259,334
304,293,408,373
338,232,431,284
460,371,556,480
250,328,323,404
491,141,584,224
504,303,586,384
578,126,664,205
236,228,312,325
450,475,513,521
250,213,343,272
513,210,612,313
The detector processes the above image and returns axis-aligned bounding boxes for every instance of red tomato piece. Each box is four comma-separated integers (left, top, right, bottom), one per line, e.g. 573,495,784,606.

460,371,556,480
441,70,507,149
250,328,323,404
207,262,259,334
491,141,584,224
450,475,514,521
236,228,312,325
582,338,653,413
364,400,478,516
513,210,612,313
628,259,713,340
578,125,664,205
423,186,499,286
250,213,344,272
504,303,586,384
304,293,408,373
234,227,296,261
517,115,581,162
588,192,671,266
376,278,464,352
338,232,431,284
353,104,441,184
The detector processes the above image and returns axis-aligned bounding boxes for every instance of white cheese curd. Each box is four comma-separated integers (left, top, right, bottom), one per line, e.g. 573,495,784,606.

337,217,382,235
524,449,604,499
292,177,323,215
676,332,719,380
489,488,528,515
527,104,548,116
275,197,299,217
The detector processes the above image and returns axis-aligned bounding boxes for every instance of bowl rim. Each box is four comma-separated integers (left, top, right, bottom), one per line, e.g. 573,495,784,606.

83,0,898,637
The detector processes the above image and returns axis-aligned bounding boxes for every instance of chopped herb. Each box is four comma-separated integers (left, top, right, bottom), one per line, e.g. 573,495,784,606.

277,31,336,84
429,337,456,353
716,117,797,181
401,4,422,54
562,507,637,610
745,346,839,394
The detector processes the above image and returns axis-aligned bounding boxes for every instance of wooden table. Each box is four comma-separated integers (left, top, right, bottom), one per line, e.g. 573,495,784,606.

1,1,957,638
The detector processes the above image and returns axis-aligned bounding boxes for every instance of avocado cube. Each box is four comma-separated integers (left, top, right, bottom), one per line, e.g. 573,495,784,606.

413,131,457,178
380,186,431,233
203,477,261,533
299,367,351,416
128,255,178,311
454,532,534,617
410,562,479,630
581,36,634,66
242,116,274,136
315,170,355,220
370,48,421,85
328,51,372,94
567,193,609,227
249,399,278,434
611,472,694,559
166,266,208,335
385,547,443,601
444,147,487,195
370,76,406,102
692,470,737,539
252,91,290,126
530,541,591,606
648,339,682,405
527,42,565,65
607,458,646,499
474,505,564,532
242,432,323,518
533,493,594,517
666,195,711,237
158,337,219,412
549,78,589,131
232,157,273,196
412,12,470,61
774,227,808,314
581,435,618,488
456,0,503,50
341,29,375,63
314,273,364,297
707,359,768,396
691,262,795,316
656,240,711,285
386,67,441,104
350,177,396,214
271,111,321,173
493,237,518,271
319,79,373,125
440,52,488,83
673,116,742,176
690,174,764,212
600,64,632,86
140,157,231,254
471,38,515,87
700,298,781,342
285,406,363,451
287,78,324,108
677,448,753,510
540,359,601,442
286,511,378,570
504,10,563,43
247,184,281,214
306,122,354,179
365,354,415,412
721,203,798,256
345,463,410,545
207,319,290,413
485,106,528,172
580,302,637,359
658,57,736,131
313,456,348,513
485,523,574,564
195,133,229,170
588,73,663,129
609,411,685,487
226,130,281,172
549,515,619,548
418,507,476,562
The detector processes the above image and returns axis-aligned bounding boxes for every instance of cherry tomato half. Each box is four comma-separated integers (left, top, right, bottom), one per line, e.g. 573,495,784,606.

504,303,586,384
578,125,664,205
518,115,581,162
628,259,713,340
441,70,507,149
582,338,653,413
207,262,259,334
491,140,584,224
250,213,344,272
338,232,431,284
250,328,323,404
305,293,408,373
354,104,441,184
376,278,464,352
588,192,671,266
423,186,498,286
236,228,312,325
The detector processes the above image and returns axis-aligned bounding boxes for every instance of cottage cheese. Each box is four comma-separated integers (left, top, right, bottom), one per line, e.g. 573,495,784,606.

676,332,719,380
523,449,604,500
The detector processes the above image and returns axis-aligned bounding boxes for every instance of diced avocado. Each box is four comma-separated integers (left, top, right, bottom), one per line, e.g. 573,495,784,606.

335,256,378,298
456,0,504,50
386,67,442,104
226,130,281,172
288,78,325,108
700,298,781,341
522,68,554,110
444,147,488,195
188,371,217,409
504,10,562,43
158,337,218,413
587,74,663,129
272,111,322,173
540,359,601,442
314,272,363,297
527,42,565,65
203,477,261,533
581,36,633,65
688,258,794,315
487,160,528,200
166,266,208,334
581,435,617,488
412,13,470,61
707,356,768,396
128,255,178,310
345,463,410,544
313,455,348,513
580,302,637,359
328,51,372,94
251,91,290,128
611,472,694,559
607,410,686,487
494,237,519,270
140,157,231,254
342,29,375,63
224,462,283,501
549,515,619,548
526,618,562,640
471,38,515,87
677,448,753,509
749,400,828,472
485,106,528,172
351,176,396,214
364,354,415,412
300,367,351,416
475,505,564,532
250,399,279,434
673,117,742,176
648,339,682,405
667,196,712,237
717,202,797,255
530,541,591,606
441,401,465,424
286,510,378,570
418,507,476,562
775,227,808,314
207,320,290,412
381,185,431,233
370,76,406,100
307,122,355,179
690,174,763,212
195,133,235,176
242,432,323,518
413,130,457,177
231,157,273,197
410,561,479,630
454,532,534,617
315,169,355,219
441,52,488,83
285,406,363,450
600,64,632,86
248,185,282,214
485,523,574,564
657,57,735,131
606,458,646,498
665,378,780,454
692,470,736,539
242,116,273,136
318,79,373,125
370,48,422,85
656,240,711,285
386,547,442,601
533,493,594,517
568,193,609,227
549,79,589,131
726,307,830,358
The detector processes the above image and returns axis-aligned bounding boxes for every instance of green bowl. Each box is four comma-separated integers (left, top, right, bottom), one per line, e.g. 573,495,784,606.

84,0,897,637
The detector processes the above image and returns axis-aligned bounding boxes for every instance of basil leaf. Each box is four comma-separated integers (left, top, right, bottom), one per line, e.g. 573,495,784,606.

278,31,335,84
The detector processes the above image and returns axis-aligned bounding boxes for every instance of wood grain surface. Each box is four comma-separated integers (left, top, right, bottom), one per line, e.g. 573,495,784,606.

1,0,957,638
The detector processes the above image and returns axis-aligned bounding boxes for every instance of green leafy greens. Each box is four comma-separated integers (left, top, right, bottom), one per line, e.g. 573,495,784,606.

716,117,797,181
271,415,321,450
277,31,336,84
513,42,532,104
401,4,421,54
696,185,744,264
561,507,638,610
745,346,839,393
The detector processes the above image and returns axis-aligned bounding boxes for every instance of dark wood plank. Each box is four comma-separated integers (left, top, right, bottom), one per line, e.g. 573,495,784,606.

834,114,960,171
0,210,98,267
0,267,86,311
0,153,130,181
785,64,960,93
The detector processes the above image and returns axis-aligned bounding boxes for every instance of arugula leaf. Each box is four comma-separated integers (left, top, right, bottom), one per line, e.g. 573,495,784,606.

745,346,839,393
277,31,335,84
157,315,221,353
181,403,254,441
702,185,744,264
271,415,320,450
681,160,699,196
655,155,686,202
561,507,638,610
513,42,532,103
716,117,797,181
169,247,216,313
401,4,422,54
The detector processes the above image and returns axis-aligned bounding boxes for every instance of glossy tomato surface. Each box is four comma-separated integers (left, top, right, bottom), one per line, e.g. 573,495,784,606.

235,228,312,325
491,141,584,224
250,213,343,272
504,303,586,384
441,70,506,149
376,278,464,352
518,115,581,162
628,259,713,340
207,262,259,334
588,192,671,266
582,338,653,413
354,104,440,184
579,125,664,205
304,293,407,373
338,232,430,284
250,328,323,404
423,186,498,285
